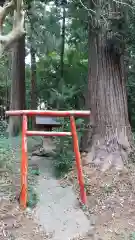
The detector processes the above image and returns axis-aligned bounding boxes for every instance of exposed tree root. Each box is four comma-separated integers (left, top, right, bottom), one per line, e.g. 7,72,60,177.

84,130,132,172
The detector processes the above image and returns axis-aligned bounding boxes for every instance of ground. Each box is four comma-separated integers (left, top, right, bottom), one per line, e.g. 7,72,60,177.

0,136,48,240
1,136,135,239
0,137,90,240
0,200,48,239
0,169,48,239
31,155,89,240
61,153,135,239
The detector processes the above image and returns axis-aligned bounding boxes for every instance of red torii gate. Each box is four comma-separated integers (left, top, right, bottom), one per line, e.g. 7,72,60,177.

6,110,90,209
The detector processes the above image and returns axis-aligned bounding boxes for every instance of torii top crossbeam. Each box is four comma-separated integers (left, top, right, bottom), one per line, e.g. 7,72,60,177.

6,110,90,117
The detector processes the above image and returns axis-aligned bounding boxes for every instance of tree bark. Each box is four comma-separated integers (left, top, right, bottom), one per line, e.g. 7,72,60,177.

30,43,37,128
28,5,37,128
84,25,132,171
60,5,66,80
30,45,37,111
9,35,25,136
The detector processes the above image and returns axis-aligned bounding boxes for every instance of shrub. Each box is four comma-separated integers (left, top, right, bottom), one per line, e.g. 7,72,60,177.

0,136,14,170
53,118,84,177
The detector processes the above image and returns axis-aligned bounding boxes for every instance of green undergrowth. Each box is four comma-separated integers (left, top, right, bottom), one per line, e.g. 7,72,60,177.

27,185,39,208
0,126,42,207
0,134,43,169
27,165,40,208
120,232,135,240
53,118,84,177
130,232,135,240
0,137,14,171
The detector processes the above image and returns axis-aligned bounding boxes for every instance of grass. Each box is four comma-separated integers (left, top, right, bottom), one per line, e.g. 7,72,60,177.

102,183,113,195
130,232,135,240
27,185,39,208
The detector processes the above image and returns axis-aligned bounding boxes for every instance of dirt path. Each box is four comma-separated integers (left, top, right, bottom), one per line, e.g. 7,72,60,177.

32,155,90,240
0,136,48,240
0,168,48,240
2,136,135,239
0,137,90,239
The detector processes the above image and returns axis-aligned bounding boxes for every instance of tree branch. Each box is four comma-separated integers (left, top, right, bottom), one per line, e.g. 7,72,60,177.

112,0,134,9
0,0,25,55
0,0,14,28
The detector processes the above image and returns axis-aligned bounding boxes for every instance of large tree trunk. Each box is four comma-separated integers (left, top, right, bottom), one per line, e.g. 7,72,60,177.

9,35,25,136
84,27,132,172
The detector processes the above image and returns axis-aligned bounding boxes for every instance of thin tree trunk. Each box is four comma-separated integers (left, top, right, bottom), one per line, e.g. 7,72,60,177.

30,45,37,111
56,6,66,110
28,4,37,111
84,26,132,171
56,5,66,110
30,44,37,128
9,35,25,136
28,6,37,128
60,6,66,80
